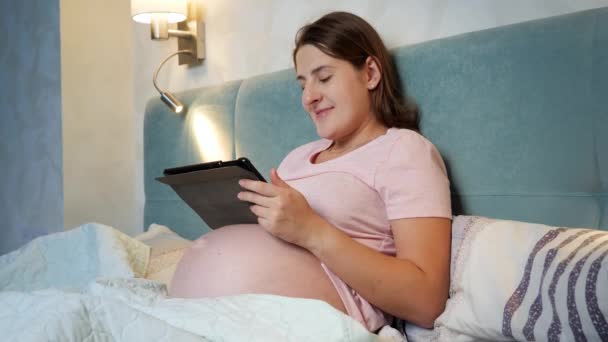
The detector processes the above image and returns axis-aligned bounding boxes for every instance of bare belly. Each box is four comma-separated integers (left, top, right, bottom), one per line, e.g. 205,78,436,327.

169,224,347,314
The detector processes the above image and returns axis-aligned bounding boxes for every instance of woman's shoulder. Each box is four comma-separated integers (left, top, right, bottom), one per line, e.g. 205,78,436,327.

388,128,435,148
382,128,446,170
383,128,440,157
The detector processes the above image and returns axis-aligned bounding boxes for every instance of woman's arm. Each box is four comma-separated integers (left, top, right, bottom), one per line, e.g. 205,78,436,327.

305,215,451,329
238,170,451,328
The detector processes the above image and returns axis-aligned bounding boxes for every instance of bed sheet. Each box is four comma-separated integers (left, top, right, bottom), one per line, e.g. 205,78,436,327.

0,223,405,342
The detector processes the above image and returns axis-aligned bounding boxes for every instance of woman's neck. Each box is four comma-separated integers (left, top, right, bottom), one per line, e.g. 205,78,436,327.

329,118,388,154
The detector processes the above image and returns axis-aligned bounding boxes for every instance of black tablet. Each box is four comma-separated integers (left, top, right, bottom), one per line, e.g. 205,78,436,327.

156,157,266,229
162,157,266,182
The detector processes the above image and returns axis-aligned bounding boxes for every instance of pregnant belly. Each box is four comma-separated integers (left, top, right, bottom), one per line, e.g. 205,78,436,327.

169,224,347,314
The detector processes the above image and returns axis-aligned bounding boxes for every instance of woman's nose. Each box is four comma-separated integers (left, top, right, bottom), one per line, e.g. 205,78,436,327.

303,85,321,106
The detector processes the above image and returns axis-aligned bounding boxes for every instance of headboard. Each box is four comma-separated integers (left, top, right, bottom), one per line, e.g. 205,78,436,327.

144,7,608,240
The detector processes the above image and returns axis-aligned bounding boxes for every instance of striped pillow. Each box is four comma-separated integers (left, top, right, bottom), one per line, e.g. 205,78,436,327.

433,215,608,342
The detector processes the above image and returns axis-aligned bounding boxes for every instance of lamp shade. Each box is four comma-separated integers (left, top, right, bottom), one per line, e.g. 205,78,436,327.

131,0,187,24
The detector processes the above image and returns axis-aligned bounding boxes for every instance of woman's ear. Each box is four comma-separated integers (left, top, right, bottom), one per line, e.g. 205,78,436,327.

365,56,382,90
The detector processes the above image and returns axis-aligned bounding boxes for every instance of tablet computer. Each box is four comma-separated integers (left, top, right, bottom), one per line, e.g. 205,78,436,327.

162,157,266,181
156,157,266,229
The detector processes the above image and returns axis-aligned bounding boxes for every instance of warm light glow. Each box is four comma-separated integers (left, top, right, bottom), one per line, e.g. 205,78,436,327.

132,12,186,24
190,110,231,161
131,0,187,24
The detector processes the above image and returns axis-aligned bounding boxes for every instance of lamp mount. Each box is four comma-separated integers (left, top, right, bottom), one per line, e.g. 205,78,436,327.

148,3,205,66
174,18,205,65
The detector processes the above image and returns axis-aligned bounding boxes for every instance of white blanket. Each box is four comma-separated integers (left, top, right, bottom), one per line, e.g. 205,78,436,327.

0,223,150,292
0,223,404,342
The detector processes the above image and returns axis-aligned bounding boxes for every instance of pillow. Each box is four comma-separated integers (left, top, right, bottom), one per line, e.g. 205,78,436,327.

135,223,193,257
431,215,608,342
145,249,188,287
135,224,193,286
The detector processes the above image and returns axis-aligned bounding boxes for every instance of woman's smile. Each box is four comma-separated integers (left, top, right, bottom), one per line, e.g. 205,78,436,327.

315,106,333,118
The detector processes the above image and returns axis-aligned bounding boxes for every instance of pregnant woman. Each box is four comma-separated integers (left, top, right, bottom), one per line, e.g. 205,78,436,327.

170,11,452,332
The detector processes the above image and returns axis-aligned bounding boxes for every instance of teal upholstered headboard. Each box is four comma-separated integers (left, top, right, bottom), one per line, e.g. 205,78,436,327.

144,8,608,240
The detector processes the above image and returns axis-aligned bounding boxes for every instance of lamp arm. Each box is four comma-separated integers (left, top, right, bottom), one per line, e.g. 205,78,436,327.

152,49,195,93
168,29,195,39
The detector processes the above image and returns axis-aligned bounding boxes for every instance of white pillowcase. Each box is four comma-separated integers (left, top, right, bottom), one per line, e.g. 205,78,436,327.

135,224,193,286
429,216,608,342
135,224,193,256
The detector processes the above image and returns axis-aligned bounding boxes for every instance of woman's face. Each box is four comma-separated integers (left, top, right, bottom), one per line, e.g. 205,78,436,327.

295,44,376,141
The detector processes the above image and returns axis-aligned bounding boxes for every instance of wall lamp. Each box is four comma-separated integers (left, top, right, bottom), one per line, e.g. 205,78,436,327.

131,0,205,113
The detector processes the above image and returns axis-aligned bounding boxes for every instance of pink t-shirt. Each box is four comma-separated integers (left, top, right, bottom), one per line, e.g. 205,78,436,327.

277,127,452,331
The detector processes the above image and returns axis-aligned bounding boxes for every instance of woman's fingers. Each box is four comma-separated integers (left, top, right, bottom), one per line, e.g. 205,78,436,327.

239,179,278,197
238,191,273,207
249,204,270,218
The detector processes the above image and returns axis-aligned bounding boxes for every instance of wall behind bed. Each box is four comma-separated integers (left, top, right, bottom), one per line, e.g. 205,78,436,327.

144,7,608,238
132,0,608,234
60,1,608,239
2,2,606,254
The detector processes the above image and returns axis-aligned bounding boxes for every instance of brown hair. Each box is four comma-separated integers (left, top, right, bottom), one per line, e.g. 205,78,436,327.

293,11,419,131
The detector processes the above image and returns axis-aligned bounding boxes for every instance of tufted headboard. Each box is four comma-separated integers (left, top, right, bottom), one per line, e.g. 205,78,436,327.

144,7,608,240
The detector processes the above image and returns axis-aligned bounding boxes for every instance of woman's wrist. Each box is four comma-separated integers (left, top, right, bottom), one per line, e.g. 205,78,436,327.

303,214,335,259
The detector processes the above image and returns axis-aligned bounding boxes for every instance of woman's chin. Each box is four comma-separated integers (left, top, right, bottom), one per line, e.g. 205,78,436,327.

315,125,336,140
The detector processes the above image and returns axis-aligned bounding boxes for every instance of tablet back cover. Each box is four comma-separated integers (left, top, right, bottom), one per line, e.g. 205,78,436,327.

156,165,260,229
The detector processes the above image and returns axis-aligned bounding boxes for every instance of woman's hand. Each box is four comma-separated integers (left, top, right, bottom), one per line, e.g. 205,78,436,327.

237,168,323,249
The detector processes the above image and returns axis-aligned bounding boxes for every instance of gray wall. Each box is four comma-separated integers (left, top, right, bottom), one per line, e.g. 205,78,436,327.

61,0,137,235
0,0,63,254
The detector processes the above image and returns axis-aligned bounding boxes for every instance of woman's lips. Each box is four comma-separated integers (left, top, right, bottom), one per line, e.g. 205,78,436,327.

315,107,333,118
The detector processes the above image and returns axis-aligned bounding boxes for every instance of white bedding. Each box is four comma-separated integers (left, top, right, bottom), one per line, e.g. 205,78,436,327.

0,223,404,342
0,223,150,292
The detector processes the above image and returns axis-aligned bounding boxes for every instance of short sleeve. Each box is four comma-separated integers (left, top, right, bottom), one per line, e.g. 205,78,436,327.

374,133,452,220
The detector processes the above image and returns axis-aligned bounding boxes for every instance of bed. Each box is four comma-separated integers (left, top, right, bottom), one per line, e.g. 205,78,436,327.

1,7,607,342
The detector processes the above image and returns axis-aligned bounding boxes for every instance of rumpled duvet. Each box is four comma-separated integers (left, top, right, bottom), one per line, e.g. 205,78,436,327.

0,223,403,341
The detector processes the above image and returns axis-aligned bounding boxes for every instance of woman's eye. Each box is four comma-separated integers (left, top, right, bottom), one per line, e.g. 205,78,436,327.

320,76,332,83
